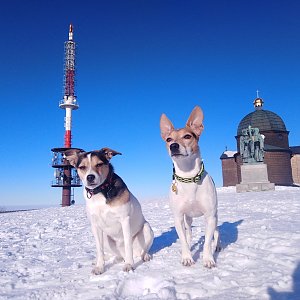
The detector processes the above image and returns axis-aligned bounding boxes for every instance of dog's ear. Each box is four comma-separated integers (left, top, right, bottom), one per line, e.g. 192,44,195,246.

101,148,122,160
160,113,175,141
186,106,204,137
64,149,84,167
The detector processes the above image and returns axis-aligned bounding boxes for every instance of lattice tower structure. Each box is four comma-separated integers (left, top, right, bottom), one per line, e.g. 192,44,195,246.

51,24,81,207
59,24,78,148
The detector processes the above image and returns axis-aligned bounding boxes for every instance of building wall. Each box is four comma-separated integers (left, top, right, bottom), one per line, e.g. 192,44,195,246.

291,154,300,184
236,155,242,184
221,158,238,187
222,151,293,186
264,152,293,185
222,128,294,187
231,130,293,186
263,131,289,148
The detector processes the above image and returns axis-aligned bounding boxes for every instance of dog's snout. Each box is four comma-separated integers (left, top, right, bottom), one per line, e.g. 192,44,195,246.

87,174,95,183
170,143,180,152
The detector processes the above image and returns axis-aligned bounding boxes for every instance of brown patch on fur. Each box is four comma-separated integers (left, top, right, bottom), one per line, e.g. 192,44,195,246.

160,113,175,141
64,149,84,167
100,148,122,160
90,155,110,178
107,188,130,207
160,106,204,141
165,127,199,154
186,106,204,137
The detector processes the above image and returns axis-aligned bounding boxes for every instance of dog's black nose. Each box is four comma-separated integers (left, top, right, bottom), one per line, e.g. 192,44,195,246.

87,174,95,183
170,143,180,153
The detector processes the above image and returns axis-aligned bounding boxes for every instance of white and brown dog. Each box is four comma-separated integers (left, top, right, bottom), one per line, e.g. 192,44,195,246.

160,106,220,268
64,148,154,274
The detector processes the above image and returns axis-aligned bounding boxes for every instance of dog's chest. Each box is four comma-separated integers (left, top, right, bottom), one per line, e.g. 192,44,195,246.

86,195,125,234
170,183,208,217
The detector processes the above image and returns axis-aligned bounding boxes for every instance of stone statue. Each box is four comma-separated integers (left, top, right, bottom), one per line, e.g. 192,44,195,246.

240,125,264,163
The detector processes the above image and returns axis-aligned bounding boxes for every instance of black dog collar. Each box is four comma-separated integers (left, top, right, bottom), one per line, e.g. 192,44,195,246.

85,169,124,203
172,162,205,184
85,171,114,202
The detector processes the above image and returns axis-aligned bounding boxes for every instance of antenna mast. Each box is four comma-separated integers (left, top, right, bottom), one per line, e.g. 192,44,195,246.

60,24,78,148
51,24,82,207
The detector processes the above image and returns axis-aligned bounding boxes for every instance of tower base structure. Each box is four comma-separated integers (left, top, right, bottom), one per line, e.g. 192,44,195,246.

51,147,82,206
236,163,275,193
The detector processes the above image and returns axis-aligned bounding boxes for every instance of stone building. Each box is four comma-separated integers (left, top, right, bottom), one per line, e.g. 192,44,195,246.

220,96,300,186
291,146,300,184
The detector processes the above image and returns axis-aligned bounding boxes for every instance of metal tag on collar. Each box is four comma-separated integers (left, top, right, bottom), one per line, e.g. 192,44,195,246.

172,180,178,194
86,189,93,199
193,175,199,183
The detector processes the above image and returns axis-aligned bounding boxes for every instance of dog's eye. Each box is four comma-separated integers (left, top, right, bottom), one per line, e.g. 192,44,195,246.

183,134,192,140
166,137,173,143
96,163,104,168
79,166,86,171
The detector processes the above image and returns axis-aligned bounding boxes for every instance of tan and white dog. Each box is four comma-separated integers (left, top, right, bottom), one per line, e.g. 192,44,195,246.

64,148,154,274
160,106,220,268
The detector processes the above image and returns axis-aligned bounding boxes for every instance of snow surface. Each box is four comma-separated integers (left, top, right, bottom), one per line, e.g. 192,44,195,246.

1,186,300,299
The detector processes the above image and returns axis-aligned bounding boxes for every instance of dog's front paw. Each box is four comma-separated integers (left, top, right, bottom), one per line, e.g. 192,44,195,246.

203,256,216,268
91,266,105,275
181,257,195,267
215,244,222,252
142,253,152,262
123,264,134,272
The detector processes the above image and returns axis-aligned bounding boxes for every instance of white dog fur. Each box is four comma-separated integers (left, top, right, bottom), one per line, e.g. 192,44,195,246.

64,148,154,274
160,106,220,268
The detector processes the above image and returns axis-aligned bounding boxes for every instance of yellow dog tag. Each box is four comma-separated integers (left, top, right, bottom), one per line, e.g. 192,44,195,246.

172,181,178,194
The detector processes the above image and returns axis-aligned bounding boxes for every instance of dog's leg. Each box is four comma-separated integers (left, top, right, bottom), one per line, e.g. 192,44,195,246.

174,215,195,266
105,235,123,261
90,221,105,275
212,227,221,252
203,215,217,268
141,222,154,261
184,215,193,249
121,216,134,272
134,221,154,262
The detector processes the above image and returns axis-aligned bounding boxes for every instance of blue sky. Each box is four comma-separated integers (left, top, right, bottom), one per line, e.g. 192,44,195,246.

0,0,299,207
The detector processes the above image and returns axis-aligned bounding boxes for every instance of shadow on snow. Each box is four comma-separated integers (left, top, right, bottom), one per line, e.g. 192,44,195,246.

192,219,243,262
150,219,243,261
218,219,244,250
150,227,178,254
268,262,300,300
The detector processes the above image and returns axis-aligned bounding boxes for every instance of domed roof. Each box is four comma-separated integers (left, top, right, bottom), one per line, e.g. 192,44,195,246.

237,97,287,135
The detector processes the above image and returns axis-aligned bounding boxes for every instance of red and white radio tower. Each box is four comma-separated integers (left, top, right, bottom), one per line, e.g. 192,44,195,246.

51,24,82,207
60,24,78,147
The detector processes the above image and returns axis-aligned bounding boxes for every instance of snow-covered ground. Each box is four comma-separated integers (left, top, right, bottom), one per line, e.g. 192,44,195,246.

1,186,300,299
